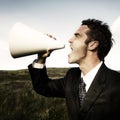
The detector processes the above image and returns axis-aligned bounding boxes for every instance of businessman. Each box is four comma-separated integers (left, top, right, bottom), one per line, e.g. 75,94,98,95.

28,19,120,120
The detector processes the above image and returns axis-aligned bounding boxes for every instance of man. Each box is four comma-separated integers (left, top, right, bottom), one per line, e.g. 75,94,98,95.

28,19,120,120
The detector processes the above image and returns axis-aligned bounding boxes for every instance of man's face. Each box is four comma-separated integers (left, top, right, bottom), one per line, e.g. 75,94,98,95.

68,25,90,65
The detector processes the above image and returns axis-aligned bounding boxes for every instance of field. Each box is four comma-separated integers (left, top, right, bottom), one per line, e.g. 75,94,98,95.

0,68,69,120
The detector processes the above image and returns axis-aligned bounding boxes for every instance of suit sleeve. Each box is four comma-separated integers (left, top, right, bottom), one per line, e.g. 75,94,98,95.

28,64,66,98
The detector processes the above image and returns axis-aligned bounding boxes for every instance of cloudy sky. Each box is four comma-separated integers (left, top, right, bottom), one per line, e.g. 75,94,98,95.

0,0,120,70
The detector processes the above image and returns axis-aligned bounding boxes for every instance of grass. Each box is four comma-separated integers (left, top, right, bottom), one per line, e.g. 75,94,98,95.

0,68,69,120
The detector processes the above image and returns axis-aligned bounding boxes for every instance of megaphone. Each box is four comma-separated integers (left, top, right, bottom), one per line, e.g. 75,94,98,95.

9,22,65,58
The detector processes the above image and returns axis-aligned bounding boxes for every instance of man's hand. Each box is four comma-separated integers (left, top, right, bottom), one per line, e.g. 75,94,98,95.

36,50,52,64
36,34,56,64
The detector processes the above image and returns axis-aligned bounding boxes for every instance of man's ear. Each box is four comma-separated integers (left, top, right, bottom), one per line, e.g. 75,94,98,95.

88,41,99,51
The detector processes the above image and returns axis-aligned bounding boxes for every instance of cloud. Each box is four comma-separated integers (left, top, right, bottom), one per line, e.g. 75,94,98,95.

110,16,120,47
105,16,120,70
111,16,120,35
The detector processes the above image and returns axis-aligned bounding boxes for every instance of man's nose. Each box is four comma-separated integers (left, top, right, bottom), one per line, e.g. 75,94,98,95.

69,37,74,43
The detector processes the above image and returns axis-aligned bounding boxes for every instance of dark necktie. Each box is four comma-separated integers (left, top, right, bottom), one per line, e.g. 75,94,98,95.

79,77,86,106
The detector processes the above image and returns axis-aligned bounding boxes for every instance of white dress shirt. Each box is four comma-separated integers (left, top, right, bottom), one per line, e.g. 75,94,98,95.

81,61,103,92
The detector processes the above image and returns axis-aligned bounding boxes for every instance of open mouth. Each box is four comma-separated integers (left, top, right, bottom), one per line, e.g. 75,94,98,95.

70,45,73,51
68,45,73,57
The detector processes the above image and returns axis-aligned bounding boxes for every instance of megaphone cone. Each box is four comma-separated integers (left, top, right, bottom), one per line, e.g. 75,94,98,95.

9,22,65,58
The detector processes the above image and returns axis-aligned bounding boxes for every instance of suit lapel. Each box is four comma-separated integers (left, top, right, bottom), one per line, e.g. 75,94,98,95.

80,63,107,113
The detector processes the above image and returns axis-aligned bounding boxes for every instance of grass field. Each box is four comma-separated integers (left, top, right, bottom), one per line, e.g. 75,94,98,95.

0,68,69,120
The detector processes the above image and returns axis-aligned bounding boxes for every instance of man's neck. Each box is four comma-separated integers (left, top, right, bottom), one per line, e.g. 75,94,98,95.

79,57,101,75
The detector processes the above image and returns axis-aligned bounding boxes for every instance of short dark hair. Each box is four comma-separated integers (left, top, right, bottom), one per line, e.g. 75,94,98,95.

82,19,113,61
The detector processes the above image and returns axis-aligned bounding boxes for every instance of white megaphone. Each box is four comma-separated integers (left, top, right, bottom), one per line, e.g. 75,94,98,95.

9,22,65,58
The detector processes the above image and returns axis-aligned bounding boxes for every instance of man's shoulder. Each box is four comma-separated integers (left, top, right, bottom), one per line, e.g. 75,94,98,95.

104,64,120,80
105,64,120,75
65,67,81,77
101,63,120,75
68,67,80,72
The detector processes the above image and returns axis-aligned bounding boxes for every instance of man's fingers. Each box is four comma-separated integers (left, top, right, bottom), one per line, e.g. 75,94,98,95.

45,33,56,40
38,49,53,59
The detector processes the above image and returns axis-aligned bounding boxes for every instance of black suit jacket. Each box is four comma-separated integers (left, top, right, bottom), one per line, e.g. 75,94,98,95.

28,63,120,120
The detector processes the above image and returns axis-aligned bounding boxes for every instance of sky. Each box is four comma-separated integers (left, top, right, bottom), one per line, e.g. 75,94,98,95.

0,0,120,70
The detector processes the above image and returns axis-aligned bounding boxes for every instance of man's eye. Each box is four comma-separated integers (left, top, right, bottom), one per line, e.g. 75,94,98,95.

75,33,80,37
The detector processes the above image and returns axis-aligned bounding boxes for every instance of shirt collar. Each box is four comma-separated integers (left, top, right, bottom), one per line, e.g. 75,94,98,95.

81,61,103,92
